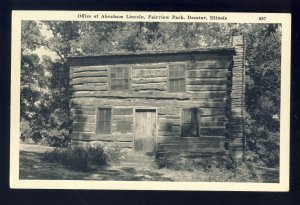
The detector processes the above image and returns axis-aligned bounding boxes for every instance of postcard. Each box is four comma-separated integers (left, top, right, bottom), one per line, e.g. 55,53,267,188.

11,11,291,191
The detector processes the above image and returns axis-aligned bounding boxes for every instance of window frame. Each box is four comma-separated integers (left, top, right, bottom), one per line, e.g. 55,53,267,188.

167,63,187,93
181,108,199,138
96,107,112,135
109,65,131,92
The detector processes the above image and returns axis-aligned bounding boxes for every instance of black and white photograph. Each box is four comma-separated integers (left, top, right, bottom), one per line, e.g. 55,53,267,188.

10,11,291,190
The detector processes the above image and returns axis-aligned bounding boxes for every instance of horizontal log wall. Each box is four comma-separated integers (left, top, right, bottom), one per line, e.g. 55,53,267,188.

70,104,228,155
71,107,134,143
70,57,231,94
70,53,235,156
70,104,229,156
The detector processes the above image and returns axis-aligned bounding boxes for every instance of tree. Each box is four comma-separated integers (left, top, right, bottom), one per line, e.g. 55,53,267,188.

21,21,74,146
20,21,50,143
21,21,281,166
244,24,281,167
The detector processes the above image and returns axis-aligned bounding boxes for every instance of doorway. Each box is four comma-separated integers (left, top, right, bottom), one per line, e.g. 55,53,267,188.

134,109,157,155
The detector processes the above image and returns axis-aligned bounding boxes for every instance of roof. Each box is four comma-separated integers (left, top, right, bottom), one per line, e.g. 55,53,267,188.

68,47,236,67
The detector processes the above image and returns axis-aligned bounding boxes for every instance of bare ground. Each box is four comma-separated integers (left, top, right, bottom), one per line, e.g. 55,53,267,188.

19,144,278,182
19,144,208,181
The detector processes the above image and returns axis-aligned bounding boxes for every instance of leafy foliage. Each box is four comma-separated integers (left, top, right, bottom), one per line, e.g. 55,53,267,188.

21,21,45,52
20,21,281,168
43,144,123,171
156,153,266,182
104,142,124,164
244,24,281,168
43,145,107,171
20,21,71,147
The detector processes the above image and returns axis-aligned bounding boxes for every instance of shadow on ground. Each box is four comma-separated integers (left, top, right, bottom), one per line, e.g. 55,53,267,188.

19,151,173,181
18,144,278,183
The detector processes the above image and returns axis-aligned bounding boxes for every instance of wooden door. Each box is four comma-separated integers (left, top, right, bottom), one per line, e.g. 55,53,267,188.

134,109,156,155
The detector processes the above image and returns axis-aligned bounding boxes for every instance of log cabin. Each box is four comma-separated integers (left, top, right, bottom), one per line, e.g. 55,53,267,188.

67,36,245,162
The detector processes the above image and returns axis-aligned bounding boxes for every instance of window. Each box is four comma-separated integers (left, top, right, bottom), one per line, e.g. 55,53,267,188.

110,67,130,91
96,108,111,134
168,64,186,92
181,108,198,137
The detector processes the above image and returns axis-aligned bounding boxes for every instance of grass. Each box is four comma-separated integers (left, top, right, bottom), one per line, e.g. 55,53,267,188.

19,150,174,181
156,153,279,183
19,144,279,182
19,144,173,181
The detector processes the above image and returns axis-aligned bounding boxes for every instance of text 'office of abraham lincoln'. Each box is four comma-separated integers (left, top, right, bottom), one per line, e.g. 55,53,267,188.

67,36,245,161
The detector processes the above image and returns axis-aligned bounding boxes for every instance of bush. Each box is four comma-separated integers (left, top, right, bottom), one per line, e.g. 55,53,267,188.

156,153,187,170
104,142,123,164
86,145,107,165
156,153,236,171
43,148,65,163
45,135,71,148
43,145,108,171
198,154,236,171
202,163,264,182
156,153,264,182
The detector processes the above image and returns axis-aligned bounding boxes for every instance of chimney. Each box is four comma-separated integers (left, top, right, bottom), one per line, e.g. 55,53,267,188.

230,36,245,162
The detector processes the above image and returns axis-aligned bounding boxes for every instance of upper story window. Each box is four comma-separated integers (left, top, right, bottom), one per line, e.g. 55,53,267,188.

110,67,130,91
168,64,186,92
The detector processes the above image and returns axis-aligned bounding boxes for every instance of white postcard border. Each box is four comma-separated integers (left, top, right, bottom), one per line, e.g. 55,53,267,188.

10,11,291,191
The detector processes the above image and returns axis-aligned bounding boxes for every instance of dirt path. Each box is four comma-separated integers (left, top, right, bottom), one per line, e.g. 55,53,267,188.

19,144,183,181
